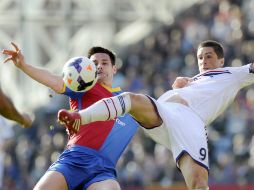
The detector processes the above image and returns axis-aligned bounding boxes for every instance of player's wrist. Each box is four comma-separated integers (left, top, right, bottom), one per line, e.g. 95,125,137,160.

18,60,28,70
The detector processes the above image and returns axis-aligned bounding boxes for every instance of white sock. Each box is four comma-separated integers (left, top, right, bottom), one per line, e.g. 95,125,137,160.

79,92,131,125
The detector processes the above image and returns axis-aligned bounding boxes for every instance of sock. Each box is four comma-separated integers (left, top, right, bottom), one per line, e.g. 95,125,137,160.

79,92,131,125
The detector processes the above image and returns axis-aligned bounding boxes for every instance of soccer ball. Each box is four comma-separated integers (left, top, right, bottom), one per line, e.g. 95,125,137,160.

62,56,97,92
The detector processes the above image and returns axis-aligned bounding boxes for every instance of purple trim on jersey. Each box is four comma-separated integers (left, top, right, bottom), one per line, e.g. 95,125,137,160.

194,70,232,79
176,150,209,172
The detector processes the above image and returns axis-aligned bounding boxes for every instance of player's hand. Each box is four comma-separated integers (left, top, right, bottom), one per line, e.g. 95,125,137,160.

172,77,193,89
2,42,25,68
20,113,33,128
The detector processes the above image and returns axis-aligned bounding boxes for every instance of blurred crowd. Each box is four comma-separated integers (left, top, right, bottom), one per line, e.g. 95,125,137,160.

1,0,254,189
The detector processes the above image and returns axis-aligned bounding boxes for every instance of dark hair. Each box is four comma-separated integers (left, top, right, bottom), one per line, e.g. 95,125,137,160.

87,46,116,65
198,40,224,59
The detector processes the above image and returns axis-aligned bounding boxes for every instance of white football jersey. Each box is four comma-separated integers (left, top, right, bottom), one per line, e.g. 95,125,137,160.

158,64,254,125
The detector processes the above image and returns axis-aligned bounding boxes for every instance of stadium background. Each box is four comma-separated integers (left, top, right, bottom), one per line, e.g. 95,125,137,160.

0,0,254,189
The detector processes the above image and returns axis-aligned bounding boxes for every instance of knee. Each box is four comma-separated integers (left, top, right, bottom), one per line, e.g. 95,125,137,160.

128,92,140,104
128,93,151,108
127,93,144,110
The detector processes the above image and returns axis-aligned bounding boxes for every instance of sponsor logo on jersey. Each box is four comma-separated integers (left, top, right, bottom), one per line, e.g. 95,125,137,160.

115,118,126,127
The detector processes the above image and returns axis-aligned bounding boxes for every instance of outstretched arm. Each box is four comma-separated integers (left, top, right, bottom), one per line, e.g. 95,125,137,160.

0,88,33,128
2,42,64,93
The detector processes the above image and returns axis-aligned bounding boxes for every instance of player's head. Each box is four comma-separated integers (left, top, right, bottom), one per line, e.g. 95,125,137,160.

197,40,224,73
87,46,117,87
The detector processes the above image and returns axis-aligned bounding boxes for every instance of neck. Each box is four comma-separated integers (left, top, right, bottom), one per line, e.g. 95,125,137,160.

99,81,112,88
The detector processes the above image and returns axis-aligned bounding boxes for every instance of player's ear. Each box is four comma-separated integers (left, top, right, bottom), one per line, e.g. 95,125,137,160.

113,65,117,74
220,58,225,67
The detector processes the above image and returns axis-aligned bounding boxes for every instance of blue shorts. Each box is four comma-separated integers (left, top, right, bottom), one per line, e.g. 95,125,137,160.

48,145,117,190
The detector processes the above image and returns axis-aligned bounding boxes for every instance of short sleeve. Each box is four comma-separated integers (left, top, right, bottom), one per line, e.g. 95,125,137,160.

232,64,254,88
61,83,85,99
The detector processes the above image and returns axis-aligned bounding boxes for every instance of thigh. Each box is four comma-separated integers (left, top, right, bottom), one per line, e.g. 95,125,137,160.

129,93,162,128
148,102,209,168
87,179,121,190
33,171,68,190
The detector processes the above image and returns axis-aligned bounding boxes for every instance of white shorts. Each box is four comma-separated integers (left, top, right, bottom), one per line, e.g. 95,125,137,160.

143,98,209,170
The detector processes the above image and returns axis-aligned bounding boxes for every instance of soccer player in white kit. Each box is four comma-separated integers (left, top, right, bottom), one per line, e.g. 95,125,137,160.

58,40,254,190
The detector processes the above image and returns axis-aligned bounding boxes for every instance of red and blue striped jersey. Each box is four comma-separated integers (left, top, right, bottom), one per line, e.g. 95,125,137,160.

62,83,139,165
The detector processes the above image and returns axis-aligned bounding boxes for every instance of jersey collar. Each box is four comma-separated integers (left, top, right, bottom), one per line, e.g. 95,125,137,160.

100,83,121,92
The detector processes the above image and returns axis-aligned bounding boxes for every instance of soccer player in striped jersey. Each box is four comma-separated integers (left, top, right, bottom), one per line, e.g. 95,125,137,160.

3,43,139,190
58,40,254,190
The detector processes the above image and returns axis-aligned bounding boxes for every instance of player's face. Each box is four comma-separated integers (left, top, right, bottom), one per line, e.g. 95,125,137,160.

197,47,224,73
90,53,116,87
